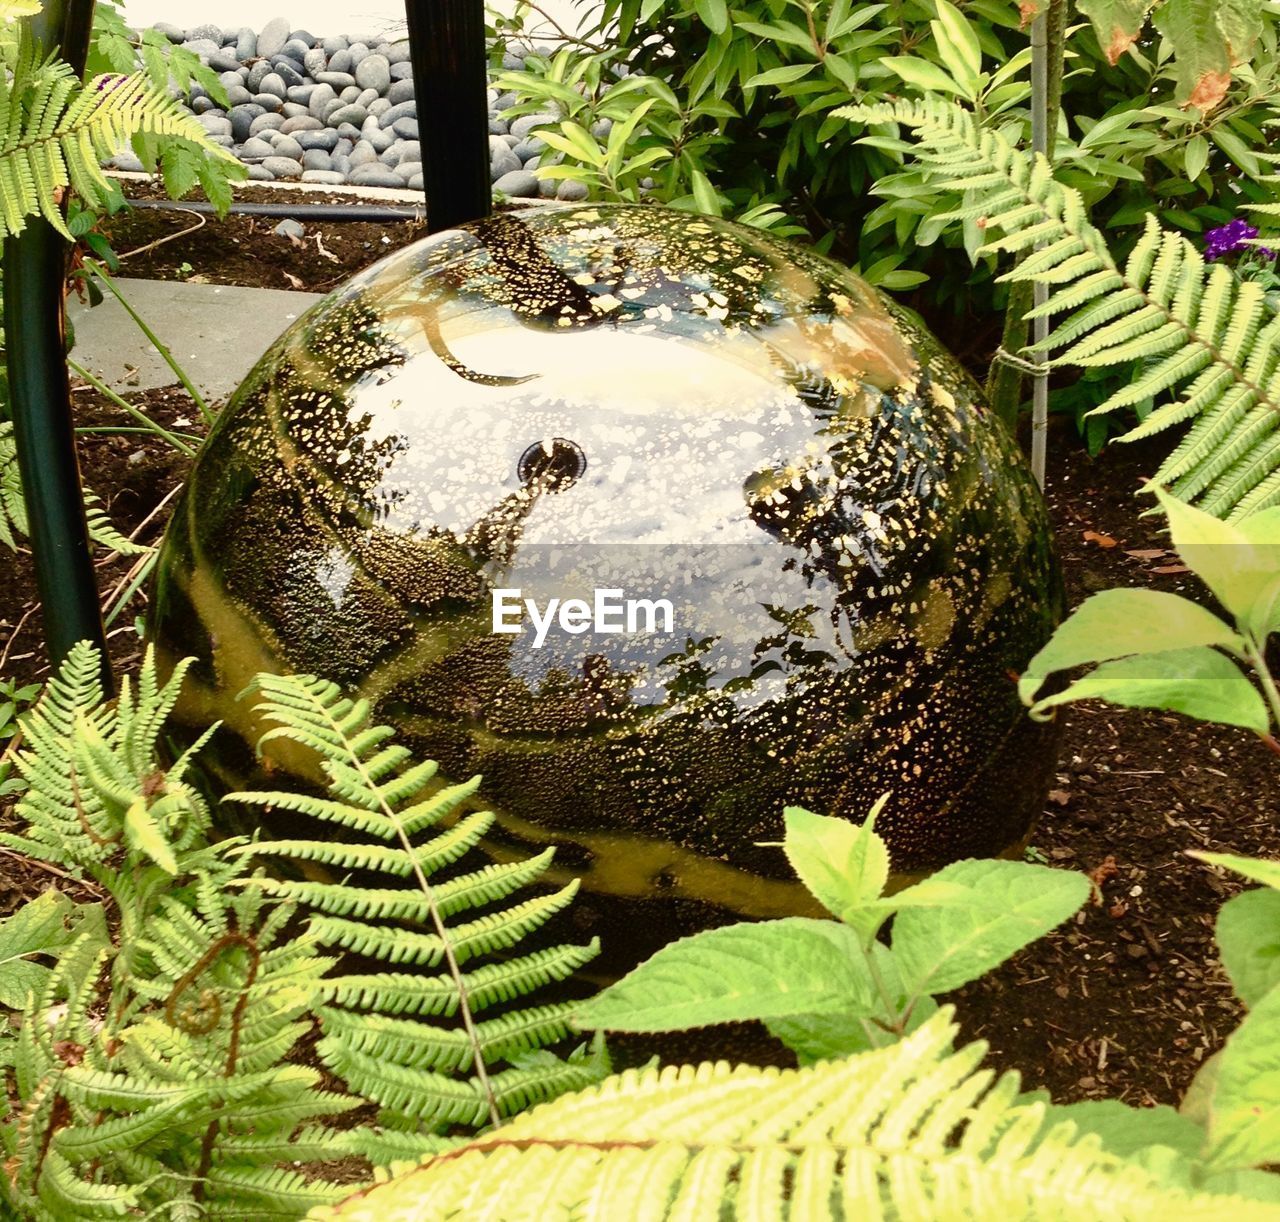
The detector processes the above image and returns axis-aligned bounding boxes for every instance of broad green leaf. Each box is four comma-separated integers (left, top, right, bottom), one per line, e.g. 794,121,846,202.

1185,134,1210,181
0,890,80,1009
1018,588,1242,705
1077,0,1158,64
1152,0,1246,111
931,0,981,92
1206,984,1280,1170
1045,1099,1205,1159
782,798,889,928
745,64,816,88
1028,647,1270,735
693,0,729,35
572,918,873,1032
1156,489,1280,640
1192,852,1280,892
1216,889,1280,1008
892,859,1089,997
690,168,722,217
880,57,966,96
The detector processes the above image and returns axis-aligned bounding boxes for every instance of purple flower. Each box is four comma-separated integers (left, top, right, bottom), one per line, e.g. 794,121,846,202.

1205,217,1262,261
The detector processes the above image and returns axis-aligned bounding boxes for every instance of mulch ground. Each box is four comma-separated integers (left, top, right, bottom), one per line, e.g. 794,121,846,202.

0,182,1276,1110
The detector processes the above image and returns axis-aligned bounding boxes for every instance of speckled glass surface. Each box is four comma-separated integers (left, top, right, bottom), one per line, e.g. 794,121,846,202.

150,203,1061,959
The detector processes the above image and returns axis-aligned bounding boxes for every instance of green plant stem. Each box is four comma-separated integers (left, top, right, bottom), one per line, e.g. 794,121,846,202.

858,939,905,1038
67,360,197,457
1246,638,1280,736
985,0,1066,443
81,260,215,426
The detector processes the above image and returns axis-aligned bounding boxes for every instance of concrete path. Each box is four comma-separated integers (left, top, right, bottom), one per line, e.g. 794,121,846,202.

68,278,325,403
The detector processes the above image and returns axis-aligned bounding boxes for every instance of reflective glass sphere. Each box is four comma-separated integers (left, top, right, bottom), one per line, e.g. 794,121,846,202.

150,204,1061,961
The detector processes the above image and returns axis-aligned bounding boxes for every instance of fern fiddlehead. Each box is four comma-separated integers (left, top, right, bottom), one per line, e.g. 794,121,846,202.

842,98,1280,520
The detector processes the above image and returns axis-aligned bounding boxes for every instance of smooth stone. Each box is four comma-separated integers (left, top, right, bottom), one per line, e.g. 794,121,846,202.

262,156,303,178
591,118,614,140
392,117,418,140
281,114,324,133
241,136,275,159
493,170,539,197
302,170,346,184
489,138,521,180
366,127,396,154
251,93,283,113
315,70,355,89
246,62,271,92
395,160,421,182
386,79,414,107
321,36,348,54
286,84,315,104
502,52,523,70
385,41,411,65
328,49,353,74
395,140,420,164
272,215,306,240
183,38,220,60
339,85,361,103
255,17,291,60
190,84,210,102
510,112,559,140
196,113,231,137
112,152,145,171
272,61,304,88
369,98,391,116
407,172,423,190
249,112,285,136
207,49,241,73
501,133,520,148
336,122,363,141
347,42,369,64
328,103,368,127
229,104,265,143
190,23,223,44
307,83,336,117
225,84,253,106
301,148,333,171
348,165,404,189
246,163,273,180
539,177,558,198
334,137,354,156
273,135,305,161
390,61,414,81
282,38,312,60
356,87,380,110
349,141,379,168
557,179,590,201
492,91,518,111
489,117,508,135
281,103,309,119
378,99,416,129
354,53,390,94
303,48,327,76
154,21,184,43
258,72,287,100
289,29,316,46
512,137,546,162
295,128,340,151
234,28,257,60
332,154,352,176
208,134,235,149
191,96,218,114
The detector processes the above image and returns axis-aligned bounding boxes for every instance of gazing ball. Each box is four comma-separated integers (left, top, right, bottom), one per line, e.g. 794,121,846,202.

149,204,1061,962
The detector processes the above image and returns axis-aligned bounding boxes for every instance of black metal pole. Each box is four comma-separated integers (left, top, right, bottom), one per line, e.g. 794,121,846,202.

405,0,492,233
3,0,109,686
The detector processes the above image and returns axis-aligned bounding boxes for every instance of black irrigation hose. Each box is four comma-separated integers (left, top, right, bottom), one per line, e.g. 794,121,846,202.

124,198,426,223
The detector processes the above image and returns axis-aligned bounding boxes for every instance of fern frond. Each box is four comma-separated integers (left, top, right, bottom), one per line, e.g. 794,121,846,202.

241,673,604,1136
842,97,1280,519
315,1009,1280,1221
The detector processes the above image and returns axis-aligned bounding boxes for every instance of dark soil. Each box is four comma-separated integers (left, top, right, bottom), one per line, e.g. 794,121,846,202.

2,181,1277,1112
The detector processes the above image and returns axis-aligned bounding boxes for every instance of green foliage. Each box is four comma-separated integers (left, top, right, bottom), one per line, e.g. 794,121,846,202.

0,647,603,1215
843,97,1280,520
0,675,39,746
574,799,1088,1059
316,1007,1280,1220
0,11,232,243
1020,487,1280,739
232,673,607,1141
